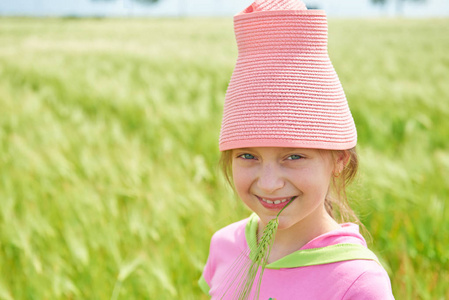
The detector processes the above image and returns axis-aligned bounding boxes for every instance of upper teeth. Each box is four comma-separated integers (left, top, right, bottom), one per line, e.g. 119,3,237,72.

262,198,289,204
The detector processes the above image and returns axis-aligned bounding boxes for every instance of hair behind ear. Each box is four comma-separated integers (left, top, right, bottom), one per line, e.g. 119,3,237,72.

220,150,234,187
326,148,359,223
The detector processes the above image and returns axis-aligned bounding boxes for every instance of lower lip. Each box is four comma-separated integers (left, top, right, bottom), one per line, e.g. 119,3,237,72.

257,197,294,210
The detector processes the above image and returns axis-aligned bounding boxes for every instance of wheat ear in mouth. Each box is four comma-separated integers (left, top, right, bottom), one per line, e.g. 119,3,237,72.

235,198,295,300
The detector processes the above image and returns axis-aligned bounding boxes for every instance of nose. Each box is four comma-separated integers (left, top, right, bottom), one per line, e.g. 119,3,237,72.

257,163,285,194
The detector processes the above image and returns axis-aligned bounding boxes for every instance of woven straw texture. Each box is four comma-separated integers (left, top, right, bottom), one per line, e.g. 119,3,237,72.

219,0,357,151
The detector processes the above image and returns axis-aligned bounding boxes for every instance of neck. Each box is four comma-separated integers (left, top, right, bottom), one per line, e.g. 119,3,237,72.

258,210,339,263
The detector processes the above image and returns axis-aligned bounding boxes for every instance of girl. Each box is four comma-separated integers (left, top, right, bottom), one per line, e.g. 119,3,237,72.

199,0,394,299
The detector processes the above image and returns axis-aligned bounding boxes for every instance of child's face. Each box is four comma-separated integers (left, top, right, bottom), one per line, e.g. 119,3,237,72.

231,147,339,230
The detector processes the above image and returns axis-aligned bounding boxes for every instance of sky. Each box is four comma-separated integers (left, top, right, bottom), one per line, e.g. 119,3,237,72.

0,0,448,17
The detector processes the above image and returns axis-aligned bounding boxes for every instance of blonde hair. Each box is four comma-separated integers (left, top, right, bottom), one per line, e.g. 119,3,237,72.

219,148,360,224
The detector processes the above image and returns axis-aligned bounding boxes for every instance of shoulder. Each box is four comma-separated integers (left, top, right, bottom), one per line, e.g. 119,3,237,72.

200,217,250,290
340,259,395,300
303,223,394,299
209,217,249,251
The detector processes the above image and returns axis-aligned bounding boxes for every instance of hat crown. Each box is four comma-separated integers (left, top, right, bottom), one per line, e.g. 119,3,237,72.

219,1,357,151
244,0,307,13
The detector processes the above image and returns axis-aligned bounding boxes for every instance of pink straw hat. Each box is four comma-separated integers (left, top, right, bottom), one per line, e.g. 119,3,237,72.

219,0,357,151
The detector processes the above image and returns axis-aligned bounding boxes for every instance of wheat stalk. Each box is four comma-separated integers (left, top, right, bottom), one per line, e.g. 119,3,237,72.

220,199,293,300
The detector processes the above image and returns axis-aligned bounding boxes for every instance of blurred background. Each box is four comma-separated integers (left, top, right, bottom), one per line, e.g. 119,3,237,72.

1,0,448,299
1,0,449,17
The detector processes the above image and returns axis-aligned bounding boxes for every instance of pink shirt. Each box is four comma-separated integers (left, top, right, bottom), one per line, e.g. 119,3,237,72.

199,215,394,299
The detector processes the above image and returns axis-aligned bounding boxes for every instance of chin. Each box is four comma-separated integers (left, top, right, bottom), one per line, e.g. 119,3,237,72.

276,218,296,231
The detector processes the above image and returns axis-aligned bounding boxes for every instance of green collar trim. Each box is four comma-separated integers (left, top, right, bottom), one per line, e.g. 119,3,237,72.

245,214,380,270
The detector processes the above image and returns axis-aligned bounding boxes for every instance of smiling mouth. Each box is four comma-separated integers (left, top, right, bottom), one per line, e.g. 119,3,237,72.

257,196,297,205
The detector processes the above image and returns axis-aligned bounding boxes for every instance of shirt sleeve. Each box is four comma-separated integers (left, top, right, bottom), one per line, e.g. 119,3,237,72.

342,268,395,300
198,274,210,295
198,236,216,296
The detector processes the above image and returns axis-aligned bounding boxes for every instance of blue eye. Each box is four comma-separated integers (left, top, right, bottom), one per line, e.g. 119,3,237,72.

239,153,255,160
287,154,303,160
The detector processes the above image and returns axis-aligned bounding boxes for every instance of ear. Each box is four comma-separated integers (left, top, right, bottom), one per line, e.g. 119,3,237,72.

333,150,350,175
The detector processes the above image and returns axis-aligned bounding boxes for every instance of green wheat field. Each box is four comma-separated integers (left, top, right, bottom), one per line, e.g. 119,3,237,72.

0,17,448,299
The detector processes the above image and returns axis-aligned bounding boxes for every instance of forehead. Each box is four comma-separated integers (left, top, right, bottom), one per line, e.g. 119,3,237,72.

233,147,334,159
233,147,327,154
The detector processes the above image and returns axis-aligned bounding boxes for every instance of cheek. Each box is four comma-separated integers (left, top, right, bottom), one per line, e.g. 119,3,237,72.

232,166,247,190
232,166,255,196
295,167,332,194
315,173,333,197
